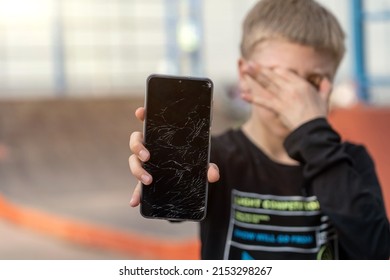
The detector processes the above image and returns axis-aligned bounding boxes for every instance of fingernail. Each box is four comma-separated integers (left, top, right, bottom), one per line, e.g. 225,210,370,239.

129,198,134,206
210,163,219,172
241,92,252,102
139,149,149,161
141,174,151,185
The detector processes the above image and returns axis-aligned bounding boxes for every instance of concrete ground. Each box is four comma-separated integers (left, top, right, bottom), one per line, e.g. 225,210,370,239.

0,96,236,259
1,96,388,260
0,220,132,260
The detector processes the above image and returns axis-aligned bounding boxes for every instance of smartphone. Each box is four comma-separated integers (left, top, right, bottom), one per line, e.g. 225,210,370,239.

140,74,213,221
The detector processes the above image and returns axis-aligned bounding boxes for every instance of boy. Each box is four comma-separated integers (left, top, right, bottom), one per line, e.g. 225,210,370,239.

129,0,390,259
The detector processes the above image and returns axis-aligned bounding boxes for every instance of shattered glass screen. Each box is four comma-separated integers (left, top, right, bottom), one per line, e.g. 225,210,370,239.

141,75,213,221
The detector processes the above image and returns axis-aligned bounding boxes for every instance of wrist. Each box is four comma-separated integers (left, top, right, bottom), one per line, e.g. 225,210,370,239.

287,113,327,132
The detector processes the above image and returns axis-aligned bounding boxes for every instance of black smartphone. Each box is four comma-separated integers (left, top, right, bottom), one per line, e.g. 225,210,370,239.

140,74,213,221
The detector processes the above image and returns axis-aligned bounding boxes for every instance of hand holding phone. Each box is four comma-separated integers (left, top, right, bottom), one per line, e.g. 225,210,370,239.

140,74,213,221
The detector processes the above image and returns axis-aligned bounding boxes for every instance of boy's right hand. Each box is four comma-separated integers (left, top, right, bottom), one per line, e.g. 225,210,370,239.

128,107,220,207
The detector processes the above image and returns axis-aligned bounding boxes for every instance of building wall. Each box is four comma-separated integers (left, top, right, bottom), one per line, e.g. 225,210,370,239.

0,0,389,102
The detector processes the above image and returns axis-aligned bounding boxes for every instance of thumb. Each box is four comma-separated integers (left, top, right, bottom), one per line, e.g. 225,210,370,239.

135,107,145,122
208,163,220,183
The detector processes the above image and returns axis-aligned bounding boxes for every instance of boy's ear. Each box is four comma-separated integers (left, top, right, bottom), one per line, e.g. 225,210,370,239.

238,58,250,93
238,57,246,79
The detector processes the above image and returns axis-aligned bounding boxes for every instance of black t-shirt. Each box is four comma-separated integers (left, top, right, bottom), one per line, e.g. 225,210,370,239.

200,118,390,259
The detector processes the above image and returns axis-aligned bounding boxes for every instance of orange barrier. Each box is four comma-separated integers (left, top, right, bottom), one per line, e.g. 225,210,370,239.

0,194,200,259
329,105,390,217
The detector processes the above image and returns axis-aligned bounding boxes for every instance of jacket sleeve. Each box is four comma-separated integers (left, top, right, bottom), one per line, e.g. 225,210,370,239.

284,117,390,259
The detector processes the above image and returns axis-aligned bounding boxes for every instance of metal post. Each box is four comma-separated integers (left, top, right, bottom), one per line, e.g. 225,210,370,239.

53,0,66,96
189,0,203,76
351,0,369,101
164,0,180,74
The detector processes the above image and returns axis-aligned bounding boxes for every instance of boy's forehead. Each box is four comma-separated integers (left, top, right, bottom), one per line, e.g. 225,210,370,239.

249,39,337,78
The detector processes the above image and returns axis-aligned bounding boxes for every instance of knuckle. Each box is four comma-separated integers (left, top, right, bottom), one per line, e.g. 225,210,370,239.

131,142,143,154
129,154,143,177
129,133,143,152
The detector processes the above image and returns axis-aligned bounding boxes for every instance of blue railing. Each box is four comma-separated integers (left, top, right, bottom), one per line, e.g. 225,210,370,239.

351,0,390,102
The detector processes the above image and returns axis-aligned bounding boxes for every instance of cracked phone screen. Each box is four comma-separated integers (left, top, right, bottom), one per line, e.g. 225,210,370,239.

140,75,213,221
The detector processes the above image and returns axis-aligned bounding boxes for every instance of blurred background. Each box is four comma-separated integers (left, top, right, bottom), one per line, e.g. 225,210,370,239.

0,0,389,259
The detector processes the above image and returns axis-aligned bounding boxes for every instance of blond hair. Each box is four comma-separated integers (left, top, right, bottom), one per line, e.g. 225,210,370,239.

241,0,345,66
